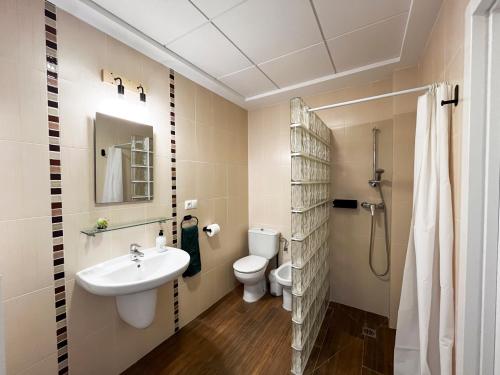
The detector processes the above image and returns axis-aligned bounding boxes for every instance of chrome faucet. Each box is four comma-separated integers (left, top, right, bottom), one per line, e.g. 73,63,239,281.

361,201,385,216
130,243,144,262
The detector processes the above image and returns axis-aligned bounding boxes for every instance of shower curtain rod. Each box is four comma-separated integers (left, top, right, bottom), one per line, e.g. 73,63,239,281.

307,84,460,112
308,85,432,112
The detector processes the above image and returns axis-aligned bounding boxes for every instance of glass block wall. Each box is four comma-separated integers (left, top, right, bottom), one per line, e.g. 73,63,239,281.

290,98,331,374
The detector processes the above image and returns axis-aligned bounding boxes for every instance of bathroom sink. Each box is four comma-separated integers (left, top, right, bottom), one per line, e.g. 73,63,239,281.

76,247,190,328
76,247,189,296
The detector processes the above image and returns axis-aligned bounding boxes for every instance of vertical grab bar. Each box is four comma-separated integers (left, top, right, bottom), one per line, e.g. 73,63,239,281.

372,127,378,182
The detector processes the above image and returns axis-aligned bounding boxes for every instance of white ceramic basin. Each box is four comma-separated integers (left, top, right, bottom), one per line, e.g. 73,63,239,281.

76,247,190,328
76,247,189,296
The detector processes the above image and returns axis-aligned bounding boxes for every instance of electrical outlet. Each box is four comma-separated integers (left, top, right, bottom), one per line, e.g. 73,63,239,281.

184,199,198,210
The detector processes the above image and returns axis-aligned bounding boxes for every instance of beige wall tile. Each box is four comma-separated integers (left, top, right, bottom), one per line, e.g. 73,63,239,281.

57,11,106,84
0,142,50,220
154,155,174,206
227,163,249,197
69,324,115,375
61,147,92,214
389,243,408,329
177,160,197,200
195,85,214,127
0,5,63,375
105,37,145,84
18,353,58,375
66,278,115,345
175,74,196,121
196,124,216,162
58,79,94,149
212,95,230,131
139,283,175,352
443,0,467,64
393,66,420,115
332,233,390,316
176,116,197,161
0,218,53,300
0,62,47,144
0,0,45,72
4,288,57,374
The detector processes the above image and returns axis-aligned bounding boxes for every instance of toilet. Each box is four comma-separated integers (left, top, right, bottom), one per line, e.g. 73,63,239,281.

233,228,280,303
275,261,292,311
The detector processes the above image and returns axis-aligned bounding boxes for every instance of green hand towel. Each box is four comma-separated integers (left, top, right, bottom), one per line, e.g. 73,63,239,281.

181,225,201,277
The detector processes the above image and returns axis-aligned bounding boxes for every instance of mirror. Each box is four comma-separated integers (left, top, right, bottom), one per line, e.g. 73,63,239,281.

94,113,154,204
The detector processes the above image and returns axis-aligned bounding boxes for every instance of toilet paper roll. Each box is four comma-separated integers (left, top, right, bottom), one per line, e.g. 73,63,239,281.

205,223,220,237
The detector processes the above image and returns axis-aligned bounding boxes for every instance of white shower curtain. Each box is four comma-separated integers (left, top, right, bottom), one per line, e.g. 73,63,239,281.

394,84,454,375
102,146,123,202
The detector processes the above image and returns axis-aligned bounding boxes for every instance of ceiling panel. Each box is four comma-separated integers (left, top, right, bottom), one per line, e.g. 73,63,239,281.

213,0,322,64
72,0,440,106
93,0,207,45
189,0,248,19
259,43,333,88
219,67,276,97
168,23,251,78
313,0,411,39
328,13,407,72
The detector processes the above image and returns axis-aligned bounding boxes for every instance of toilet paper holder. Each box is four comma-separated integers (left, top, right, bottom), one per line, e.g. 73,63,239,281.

202,224,220,237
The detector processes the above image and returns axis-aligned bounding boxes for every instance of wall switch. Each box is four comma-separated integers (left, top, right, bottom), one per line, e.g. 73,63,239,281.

184,199,198,210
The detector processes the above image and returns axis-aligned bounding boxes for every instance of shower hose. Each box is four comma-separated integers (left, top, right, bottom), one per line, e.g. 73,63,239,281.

368,184,391,278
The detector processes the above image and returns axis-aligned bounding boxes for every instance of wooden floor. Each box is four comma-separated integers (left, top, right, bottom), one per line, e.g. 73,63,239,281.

123,287,395,375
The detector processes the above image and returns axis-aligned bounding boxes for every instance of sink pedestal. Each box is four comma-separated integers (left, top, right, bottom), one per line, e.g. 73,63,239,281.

116,289,157,329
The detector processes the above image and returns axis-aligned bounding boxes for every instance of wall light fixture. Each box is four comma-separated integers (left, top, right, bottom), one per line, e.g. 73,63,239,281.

114,77,125,95
137,85,146,102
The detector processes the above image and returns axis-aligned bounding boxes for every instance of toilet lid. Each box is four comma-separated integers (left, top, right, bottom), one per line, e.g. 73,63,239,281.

233,255,268,273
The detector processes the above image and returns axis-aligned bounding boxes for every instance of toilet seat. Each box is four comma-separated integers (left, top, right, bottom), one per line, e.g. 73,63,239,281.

233,255,267,273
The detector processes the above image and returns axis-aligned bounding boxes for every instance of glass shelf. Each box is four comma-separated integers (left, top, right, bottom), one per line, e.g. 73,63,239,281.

81,217,172,237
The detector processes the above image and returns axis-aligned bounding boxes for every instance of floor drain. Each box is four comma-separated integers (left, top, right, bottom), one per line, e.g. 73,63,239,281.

362,327,377,338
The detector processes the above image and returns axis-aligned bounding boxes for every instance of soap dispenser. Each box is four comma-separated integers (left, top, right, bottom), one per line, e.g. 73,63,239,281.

156,229,166,252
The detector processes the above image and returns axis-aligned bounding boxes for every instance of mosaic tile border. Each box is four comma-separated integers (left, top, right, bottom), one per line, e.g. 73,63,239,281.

44,2,69,374
169,69,180,332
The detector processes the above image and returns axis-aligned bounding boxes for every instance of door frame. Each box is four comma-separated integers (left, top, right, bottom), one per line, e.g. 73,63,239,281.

457,0,500,373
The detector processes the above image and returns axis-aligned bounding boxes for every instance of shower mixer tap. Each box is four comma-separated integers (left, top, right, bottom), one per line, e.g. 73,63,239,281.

361,201,385,216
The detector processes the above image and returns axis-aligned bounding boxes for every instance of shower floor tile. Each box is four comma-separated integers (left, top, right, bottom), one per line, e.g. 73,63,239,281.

305,303,396,375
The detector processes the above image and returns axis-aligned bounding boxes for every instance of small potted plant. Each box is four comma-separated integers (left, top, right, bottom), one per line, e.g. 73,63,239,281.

96,217,109,230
